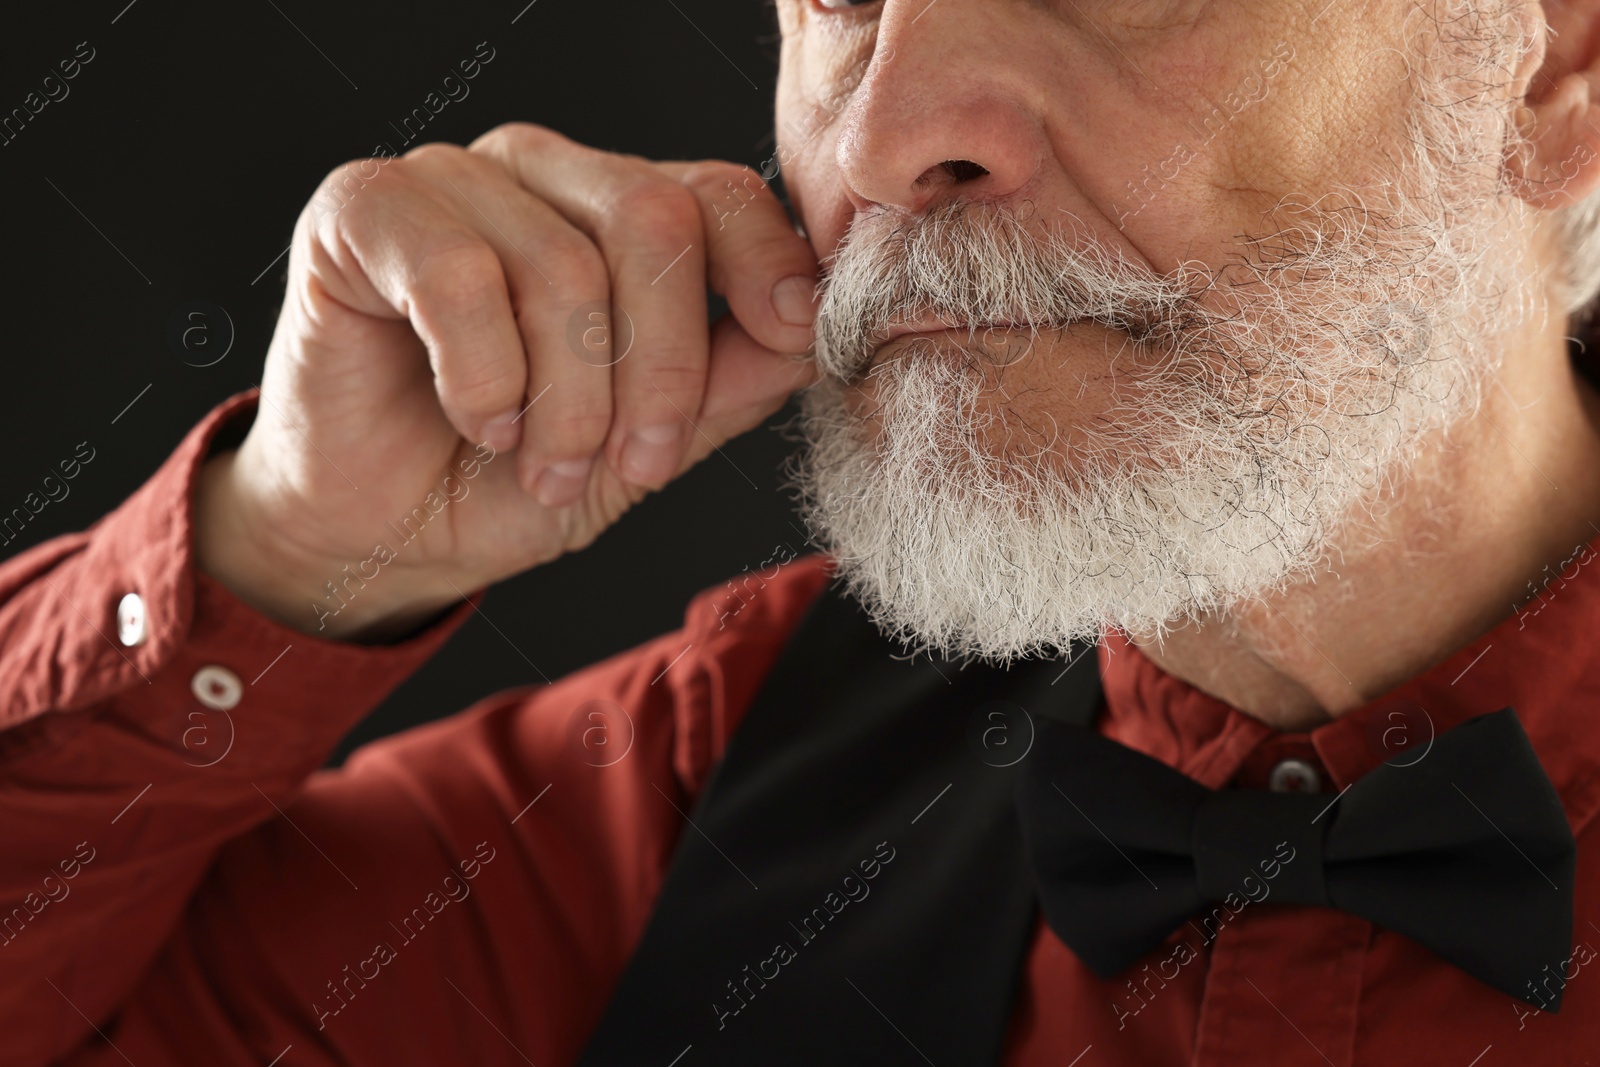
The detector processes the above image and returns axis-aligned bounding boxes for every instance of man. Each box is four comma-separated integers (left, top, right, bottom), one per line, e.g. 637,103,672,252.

5,0,1600,1063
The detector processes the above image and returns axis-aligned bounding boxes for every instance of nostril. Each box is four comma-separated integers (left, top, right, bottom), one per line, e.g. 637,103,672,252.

942,159,990,183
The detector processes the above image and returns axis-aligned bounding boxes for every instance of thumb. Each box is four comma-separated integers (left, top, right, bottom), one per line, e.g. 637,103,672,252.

694,313,819,449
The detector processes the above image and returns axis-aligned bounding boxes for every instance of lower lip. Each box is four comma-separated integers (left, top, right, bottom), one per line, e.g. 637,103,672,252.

865,327,1031,377
877,324,1025,348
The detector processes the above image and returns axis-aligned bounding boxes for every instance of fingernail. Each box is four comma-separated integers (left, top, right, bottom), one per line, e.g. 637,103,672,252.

619,423,681,485
532,456,593,508
481,410,523,452
771,275,819,327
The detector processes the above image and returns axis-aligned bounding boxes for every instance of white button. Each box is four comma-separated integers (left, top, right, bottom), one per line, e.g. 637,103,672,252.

1268,758,1323,794
191,665,242,711
116,593,147,647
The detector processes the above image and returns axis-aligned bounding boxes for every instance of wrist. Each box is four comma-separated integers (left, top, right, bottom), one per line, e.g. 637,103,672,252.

193,450,464,643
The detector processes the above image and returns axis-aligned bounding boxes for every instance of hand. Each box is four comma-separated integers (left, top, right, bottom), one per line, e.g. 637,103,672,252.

195,123,820,641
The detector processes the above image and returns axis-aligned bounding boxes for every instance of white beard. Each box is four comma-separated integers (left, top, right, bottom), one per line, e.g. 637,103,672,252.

790,5,1536,664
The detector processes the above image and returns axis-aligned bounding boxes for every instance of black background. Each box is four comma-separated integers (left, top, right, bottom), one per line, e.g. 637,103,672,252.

0,1,814,762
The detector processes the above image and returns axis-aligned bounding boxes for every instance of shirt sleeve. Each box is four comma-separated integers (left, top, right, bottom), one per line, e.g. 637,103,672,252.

0,391,474,1065
0,389,836,1066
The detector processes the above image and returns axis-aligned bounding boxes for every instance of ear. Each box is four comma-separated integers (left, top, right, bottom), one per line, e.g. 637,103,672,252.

1507,1,1600,209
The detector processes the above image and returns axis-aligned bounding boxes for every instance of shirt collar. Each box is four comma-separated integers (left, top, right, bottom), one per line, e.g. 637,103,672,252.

1097,538,1600,834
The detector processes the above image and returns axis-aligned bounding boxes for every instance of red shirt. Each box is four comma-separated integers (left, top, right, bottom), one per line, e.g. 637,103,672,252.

3,390,1598,1066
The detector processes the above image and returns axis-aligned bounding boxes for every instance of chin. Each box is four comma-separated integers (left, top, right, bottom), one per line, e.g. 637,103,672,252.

788,324,1486,664
845,328,1188,489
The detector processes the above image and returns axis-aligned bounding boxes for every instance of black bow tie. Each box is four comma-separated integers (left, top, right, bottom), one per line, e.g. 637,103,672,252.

1015,707,1576,1010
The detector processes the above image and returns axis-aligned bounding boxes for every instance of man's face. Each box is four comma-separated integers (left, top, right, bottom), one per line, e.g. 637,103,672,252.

770,0,1540,661
778,0,1386,275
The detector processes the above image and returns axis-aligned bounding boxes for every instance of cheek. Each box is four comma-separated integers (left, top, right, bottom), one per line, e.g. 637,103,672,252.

1086,14,1417,273
1232,45,1408,192
1171,14,1424,240
775,17,880,227
776,14,876,142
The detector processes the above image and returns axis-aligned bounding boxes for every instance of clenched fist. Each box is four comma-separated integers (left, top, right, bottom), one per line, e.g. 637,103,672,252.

195,123,821,641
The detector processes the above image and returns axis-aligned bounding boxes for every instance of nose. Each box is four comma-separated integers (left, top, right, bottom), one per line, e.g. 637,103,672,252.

834,1,1047,214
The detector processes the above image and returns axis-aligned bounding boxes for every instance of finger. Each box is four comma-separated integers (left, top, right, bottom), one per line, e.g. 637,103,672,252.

691,313,819,455
403,143,614,506
471,123,710,490
311,158,528,450
656,160,820,355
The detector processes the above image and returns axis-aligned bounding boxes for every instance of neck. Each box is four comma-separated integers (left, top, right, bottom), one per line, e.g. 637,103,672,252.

1133,312,1600,731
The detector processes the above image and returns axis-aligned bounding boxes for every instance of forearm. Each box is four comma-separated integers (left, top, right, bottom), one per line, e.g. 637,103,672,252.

0,393,471,1065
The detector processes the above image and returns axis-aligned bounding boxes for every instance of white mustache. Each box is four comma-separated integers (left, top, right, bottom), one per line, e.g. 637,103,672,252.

811,200,1204,382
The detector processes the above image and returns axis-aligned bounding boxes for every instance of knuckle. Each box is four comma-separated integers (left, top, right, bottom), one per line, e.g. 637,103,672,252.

679,160,768,200
534,399,613,454
440,366,521,418
605,178,701,244
318,158,368,193
536,236,609,306
471,120,562,155
402,140,469,171
414,240,506,314
642,360,705,401
308,157,394,222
